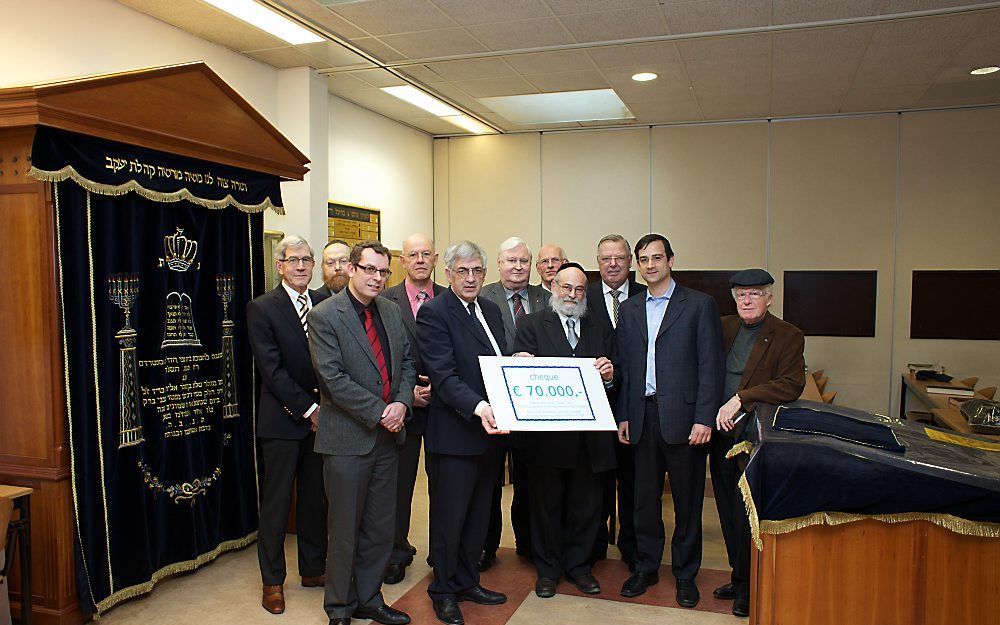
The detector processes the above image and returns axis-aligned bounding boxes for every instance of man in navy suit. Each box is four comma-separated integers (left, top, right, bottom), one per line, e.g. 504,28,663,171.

585,234,646,570
381,233,446,584
246,235,329,615
615,234,723,608
416,241,510,625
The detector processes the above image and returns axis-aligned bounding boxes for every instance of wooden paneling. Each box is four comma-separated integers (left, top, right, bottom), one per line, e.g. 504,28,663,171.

924,523,1000,625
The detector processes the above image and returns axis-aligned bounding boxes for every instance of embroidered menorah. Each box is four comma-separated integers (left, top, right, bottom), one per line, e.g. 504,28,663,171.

108,273,144,448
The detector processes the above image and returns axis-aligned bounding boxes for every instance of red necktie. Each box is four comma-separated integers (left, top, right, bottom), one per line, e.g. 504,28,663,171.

364,308,391,404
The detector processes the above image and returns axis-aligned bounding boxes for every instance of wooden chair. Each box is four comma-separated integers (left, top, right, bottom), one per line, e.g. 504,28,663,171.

822,391,836,404
812,370,824,382
816,376,829,394
960,377,978,389
979,386,996,400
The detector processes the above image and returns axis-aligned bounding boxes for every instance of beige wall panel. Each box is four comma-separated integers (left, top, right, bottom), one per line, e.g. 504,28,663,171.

769,115,898,413
541,128,650,270
651,122,768,270
445,134,542,281
892,108,1000,412
433,138,450,281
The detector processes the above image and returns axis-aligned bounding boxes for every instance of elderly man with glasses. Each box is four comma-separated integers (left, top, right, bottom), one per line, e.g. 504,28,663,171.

710,269,806,618
535,244,568,292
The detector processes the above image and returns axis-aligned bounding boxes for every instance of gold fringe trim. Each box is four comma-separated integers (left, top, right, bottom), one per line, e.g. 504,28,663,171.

738,472,764,551
726,440,754,459
93,531,257,616
29,165,285,215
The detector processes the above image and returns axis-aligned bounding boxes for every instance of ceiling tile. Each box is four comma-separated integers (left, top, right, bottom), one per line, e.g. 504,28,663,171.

626,93,703,122
545,0,662,16
397,64,446,82
351,68,410,87
771,26,872,81
526,70,611,92
880,0,993,13
603,65,692,97
502,50,597,74
379,29,489,58
770,94,844,117
840,83,930,111
327,73,379,95
661,0,771,34
243,47,325,69
697,96,770,120
425,58,517,80
423,82,495,114
558,7,670,43
119,0,287,51
450,75,540,97
947,10,1000,70
431,0,552,25
350,37,409,62
296,41,372,68
329,0,455,36
587,42,683,68
772,0,883,25
466,18,575,51
278,0,370,38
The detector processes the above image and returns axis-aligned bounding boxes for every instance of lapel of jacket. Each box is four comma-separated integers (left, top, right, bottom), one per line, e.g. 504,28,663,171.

389,284,418,337
274,286,309,349
723,316,740,354
486,283,515,340
656,282,687,339
335,292,379,371
530,286,547,314
739,313,776,390
542,310,574,356
375,296,404,384
446,289,492,351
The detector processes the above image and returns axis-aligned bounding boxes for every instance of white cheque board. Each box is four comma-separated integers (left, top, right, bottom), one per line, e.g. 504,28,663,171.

479,356,617,432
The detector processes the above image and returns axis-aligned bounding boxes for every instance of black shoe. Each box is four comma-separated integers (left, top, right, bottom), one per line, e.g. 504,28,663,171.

733,595,750,618
432,599,464,625
675,579,700,608
383,563,406,585
535,577,557,598
568,573,600,595
426,555,434,568
409,545,417,556
713,582,735,600
353,604,411,625
457,585,507,605
620,571,659,597
477,551,496,572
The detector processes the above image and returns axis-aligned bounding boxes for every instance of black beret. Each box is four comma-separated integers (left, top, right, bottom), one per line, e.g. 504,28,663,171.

730,268,774,287
555,261,585,275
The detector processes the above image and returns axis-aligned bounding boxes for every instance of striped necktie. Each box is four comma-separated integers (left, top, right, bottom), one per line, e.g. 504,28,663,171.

297,293,310,337
610,289,622,328
416,290,428,310
511,292,525,326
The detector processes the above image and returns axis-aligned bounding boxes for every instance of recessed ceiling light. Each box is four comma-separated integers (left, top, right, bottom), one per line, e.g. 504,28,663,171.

381,86,460,116
970,66,1000,75
202,0,323,45
632,72,658,82
441,115,494,134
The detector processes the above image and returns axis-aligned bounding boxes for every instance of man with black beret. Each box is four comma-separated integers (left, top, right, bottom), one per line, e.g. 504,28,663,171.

711,269,806,618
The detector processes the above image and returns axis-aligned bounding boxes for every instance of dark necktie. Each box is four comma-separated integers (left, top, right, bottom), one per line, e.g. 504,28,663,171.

610,289,622,327
297,293,309,337
468,301,476,316
364,308,391,404
511,292,525,326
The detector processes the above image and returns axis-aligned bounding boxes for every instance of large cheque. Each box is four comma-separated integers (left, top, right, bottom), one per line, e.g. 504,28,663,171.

479,356,617,432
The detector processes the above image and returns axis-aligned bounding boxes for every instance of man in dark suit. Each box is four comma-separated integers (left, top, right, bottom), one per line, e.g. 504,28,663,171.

615,234,723,608
586,234,646,569
478,237,549,568
512,262,618,598
309,241,416,625
246,235,329,615
711,269,805,617
381,233,446,584
417,240,509,625
319,238,351,297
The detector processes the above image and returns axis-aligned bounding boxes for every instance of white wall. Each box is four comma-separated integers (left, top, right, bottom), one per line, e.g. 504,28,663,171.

328,97,434,252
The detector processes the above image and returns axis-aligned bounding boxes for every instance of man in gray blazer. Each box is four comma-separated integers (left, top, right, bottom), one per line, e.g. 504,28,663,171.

309,241,417,625
478,237,550,568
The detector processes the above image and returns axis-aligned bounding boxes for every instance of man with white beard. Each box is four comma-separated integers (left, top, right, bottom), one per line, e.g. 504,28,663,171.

510,263,618,598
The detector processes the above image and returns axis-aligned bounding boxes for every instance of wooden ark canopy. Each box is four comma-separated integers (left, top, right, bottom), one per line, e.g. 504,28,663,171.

0,61,309,180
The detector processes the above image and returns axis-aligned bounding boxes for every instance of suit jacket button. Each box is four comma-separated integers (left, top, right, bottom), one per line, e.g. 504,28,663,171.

313,388,318,393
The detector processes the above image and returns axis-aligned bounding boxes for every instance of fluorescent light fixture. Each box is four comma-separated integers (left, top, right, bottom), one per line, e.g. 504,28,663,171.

632,72,658,82
479,89,634,125
970,66,999,75
203,0,323,44
381,86,460,116
442,115,494,134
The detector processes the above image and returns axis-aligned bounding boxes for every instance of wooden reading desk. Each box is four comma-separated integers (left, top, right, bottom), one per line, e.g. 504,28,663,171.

899,372,996,439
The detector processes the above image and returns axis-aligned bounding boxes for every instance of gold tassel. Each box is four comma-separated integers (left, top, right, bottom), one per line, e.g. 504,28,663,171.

29,166,285,215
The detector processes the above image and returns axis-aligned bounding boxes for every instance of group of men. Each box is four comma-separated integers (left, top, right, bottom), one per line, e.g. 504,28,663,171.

247,230,807,625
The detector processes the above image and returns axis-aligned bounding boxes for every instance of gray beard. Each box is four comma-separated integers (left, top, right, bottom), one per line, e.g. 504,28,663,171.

550,295,587,318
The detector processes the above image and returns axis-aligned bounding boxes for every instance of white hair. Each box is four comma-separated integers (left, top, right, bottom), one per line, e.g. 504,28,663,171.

444,240,486,269
731,284,773,299
275,235,313,261
497,237,531,260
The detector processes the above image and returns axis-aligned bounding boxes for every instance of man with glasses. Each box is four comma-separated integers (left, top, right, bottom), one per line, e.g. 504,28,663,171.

381,234,445,584
615,234,723,608
309,241,416,625
417,241,510,625
320,238,351,296
511,262,618,599
586,234,646,570
480,237,549,568
247,235,330,615
535,244,568,292
711,269,805,618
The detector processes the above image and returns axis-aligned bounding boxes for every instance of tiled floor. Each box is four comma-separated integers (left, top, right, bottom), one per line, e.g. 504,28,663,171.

99,463,741,624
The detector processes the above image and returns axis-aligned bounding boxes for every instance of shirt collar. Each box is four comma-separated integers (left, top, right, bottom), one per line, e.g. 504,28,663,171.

282,281,309,304
603,281,629,297
645,279,676,301
404,279,433,303
504,285,529,300
345,288,371,317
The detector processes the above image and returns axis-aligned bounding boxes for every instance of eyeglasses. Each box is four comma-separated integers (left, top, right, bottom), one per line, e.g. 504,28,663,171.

733,289,768,300
452,267,486,278
354,263,392,278
406,250,434,260
598,254,630,265
557,284,587,296
280,256,315,266
537,257,565,266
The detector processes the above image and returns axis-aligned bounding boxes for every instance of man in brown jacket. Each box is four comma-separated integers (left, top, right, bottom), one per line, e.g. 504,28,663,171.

710,269,805,618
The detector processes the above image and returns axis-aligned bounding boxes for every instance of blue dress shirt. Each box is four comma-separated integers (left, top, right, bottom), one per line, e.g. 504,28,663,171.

645,279,676,396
